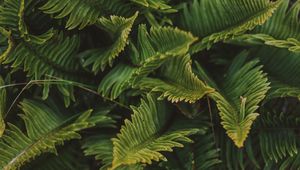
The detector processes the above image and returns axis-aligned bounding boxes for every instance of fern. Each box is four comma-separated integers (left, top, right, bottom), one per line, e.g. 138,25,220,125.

137,55,214,103
0,99,113,170
132,25,198,81
81,12,138,73
0,0,54,43
3,32,84,106
196,51,270,147
98,63,136,99
231,0,300,52
255,46,300,100
110,94,199,169
98,25,199,99
193,134,222,169
179,0,282,52
40,0,134,30
1,0,300,169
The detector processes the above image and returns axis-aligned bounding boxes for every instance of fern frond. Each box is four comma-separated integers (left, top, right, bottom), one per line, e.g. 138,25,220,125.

137,55,214,103
257,111,299,163
3,32,83,106
0,76,5,137
0,99,112,170
0,0,27,38
275,150,300,170
3,33,71,78
255,47,300,100
82,12,138,73
98,63,136,99
231,0,300,52
40,0,134,30
149,26,198,56
193,134,222,170
40,0,102,30
0,0,54,43
267,81,300,100
179,0,282,53
229,34,300,52
132,25,198,81
196,51,270,147
110,94,199,169
98,25,198,99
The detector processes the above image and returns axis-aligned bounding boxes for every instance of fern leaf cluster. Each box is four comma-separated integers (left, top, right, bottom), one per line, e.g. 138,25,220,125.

1,0,300,169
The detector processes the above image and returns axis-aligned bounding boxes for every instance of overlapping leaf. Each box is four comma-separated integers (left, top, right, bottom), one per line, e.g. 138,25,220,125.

137,55,214,103
81,12,138,73
98,25,199,99
231,0,300,52
179,0,282,53
0,100,113,170
110,94,199,169
196,51,270,147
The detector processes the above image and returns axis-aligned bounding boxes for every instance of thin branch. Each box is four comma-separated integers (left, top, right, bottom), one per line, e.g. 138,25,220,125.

3,77,131,118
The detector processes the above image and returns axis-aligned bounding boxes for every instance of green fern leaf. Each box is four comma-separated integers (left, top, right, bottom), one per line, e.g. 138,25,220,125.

40,0,134,30
0,0,27,38
0,99,112,170
0,0,54,43
82,12,138,73
98,25,198,99
194,134,222,170
258,112,299,163
98,63,136,99
179,0,283,53
40,0,103,30
5,32,80,79
231,0,300,52
266,81,300,100
3,32,83,106
132,25,198,81
110,94,199,169
255,47,300,100
132,24,198,79
196,51,270,147
137,55,214,103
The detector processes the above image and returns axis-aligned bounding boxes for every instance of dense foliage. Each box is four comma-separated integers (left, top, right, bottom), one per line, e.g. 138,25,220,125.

1,0,300,169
